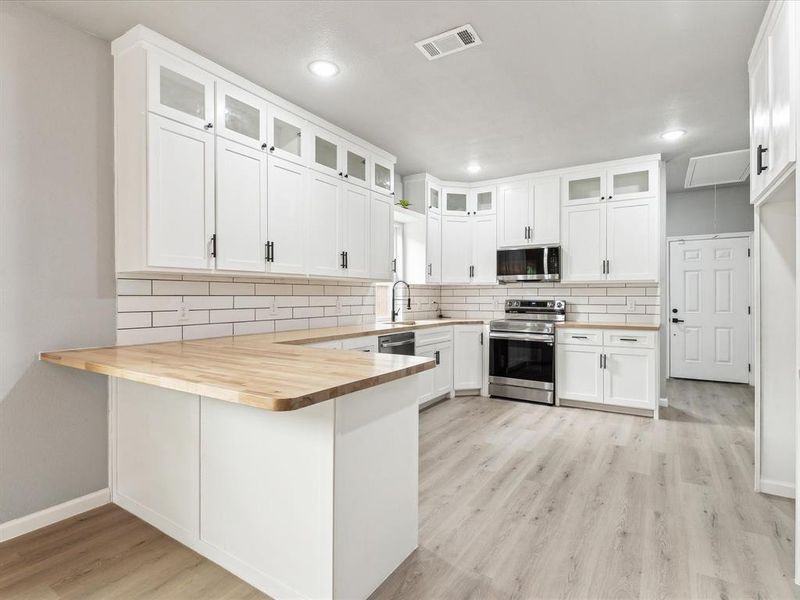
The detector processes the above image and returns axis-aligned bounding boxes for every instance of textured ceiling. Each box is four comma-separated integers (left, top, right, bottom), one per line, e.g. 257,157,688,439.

23,0,766,191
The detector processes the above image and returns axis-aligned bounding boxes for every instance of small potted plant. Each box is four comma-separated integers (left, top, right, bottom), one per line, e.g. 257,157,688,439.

395,199,412,209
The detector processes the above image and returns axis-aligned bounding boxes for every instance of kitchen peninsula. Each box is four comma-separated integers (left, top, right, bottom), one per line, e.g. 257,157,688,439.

41,328,439,600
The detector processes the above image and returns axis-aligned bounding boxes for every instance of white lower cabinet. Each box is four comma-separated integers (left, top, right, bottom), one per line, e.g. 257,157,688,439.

341,336,378,353
453,325,484,390
556,328,657,413
416,327,454,405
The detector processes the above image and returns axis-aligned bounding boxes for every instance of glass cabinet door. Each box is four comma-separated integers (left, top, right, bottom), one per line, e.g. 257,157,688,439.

470,185,496,214
372,156,395,195
606,163,656,201
310,127,342,178
428,182,441,214
215,82,267,150
561,170,606,205
267,105,307,166
148,52,215,131
443,188,469,215
343,142,370,188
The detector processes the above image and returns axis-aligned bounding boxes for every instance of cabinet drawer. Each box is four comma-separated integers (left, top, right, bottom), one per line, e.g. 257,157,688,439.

603,330,655,349
557,329,602,346
341,336,377,352
416,326,453,346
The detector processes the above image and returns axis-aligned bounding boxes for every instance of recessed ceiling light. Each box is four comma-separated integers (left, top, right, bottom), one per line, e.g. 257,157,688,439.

308,60,339,78
467,163,481,174
661,129,686,141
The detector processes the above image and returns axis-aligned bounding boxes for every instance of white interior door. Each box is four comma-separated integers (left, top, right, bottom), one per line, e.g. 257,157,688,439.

669,236,751,383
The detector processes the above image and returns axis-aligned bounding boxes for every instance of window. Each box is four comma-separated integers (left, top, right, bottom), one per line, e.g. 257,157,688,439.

375,223,404,321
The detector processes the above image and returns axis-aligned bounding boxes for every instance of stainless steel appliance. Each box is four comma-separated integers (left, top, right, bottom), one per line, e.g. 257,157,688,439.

496,245,560,283
378,331,415,356
489,299,566,404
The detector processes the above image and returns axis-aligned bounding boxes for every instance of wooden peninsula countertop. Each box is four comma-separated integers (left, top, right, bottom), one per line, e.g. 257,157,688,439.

40,319,484,412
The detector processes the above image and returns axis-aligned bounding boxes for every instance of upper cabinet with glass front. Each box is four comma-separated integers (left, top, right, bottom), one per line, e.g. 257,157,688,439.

310,126,343,178
148,52,215,131
470,185,496,215
562,161,656,205
443,187,470,215
215,82,267,149
266,105,307,166
427,181,441,214
373,156,395,196
343,141,371,188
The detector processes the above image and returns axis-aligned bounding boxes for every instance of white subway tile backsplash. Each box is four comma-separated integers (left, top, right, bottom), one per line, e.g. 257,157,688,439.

255,307,293,321
152,280,209,296
256,283,293,296
276,296,310,308
234,296,274,309
234,321,276,335
118,296,182,312
152,310,209,327
183,323,233,340
117,279,152,295
117,312,152,329
184,296,234,310
117,326,182,345
209,309,255,323
210,282,254,296
275,318,309,332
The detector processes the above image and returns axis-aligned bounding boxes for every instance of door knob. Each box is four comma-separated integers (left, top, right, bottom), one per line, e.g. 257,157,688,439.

671,318,684,323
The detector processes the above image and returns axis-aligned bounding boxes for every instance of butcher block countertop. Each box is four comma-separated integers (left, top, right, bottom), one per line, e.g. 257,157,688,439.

556,321,660,331
40,319,484,412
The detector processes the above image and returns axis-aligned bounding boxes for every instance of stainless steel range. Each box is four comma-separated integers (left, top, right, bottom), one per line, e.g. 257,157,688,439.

489,299,566,404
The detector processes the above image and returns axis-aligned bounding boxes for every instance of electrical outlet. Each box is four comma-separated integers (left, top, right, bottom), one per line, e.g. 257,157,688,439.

177,302,190,322
627,297,636,312
267,297,278,316
336,297,342,314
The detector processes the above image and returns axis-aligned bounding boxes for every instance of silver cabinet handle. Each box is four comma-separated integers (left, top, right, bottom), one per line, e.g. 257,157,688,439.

571,335,588,339
619,338,638,342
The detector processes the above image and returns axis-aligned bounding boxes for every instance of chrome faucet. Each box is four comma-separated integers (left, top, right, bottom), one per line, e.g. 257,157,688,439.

391,280,411,322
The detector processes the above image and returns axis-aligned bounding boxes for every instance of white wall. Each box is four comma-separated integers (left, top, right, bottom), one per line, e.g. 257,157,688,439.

758,193,796,497
666,184,753,236
0,3,116,522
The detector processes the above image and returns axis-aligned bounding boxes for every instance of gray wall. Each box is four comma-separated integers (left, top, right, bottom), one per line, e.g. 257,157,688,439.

0,3,116,522
666,184,753,236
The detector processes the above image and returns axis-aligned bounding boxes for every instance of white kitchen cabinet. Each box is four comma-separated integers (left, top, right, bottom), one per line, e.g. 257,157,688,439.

562,196,657,283
372,156,395,195
340,184,371,278
443,187,470,216
147,52,215,131
605,163,656,202
306,171,342,277
497,180,531,247
343,141,371,189
370,193,394,281
215,81,267,150
603,347,656,410
749,0,797,204
470,185,497,215
433,344,453,398
605,197,658,281
441,215,473,283
561,203,605,282
530,176,560,245
341,336,378,353
305,340,343,350
472,214,497,284
453,325,484,390
497,177,559,247
266,156,306,274
310,126,343,179
561,169,606,205
416,346,437,405
556,344,604,404
147,114,215,270
267,105,307,166
426,212,442,283
427,181,442,215
557,328,657,413
215,137,268,272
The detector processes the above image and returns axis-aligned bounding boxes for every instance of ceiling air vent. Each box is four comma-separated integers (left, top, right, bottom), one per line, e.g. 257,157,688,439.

684,149,750,188
416,25,482,61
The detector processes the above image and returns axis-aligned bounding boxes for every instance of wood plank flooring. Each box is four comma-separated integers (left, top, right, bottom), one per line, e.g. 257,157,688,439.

0,379,795,599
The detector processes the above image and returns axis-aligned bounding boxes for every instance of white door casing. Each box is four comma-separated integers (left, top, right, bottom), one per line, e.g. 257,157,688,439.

669,236,751,383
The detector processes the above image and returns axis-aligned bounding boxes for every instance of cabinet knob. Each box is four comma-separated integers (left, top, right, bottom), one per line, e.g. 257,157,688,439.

204,122,213,130
269,146,275,152
608,195,613,199
261,143,268,150
600,196,605,200
344,173,349,178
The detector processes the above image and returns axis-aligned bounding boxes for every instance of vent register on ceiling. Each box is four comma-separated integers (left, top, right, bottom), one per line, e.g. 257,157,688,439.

415,24,482,60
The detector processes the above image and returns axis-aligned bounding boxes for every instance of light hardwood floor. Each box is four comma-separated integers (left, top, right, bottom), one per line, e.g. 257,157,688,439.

0,379,795,599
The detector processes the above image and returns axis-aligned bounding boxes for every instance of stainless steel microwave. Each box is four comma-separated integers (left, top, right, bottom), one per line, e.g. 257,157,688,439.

496,245,560,282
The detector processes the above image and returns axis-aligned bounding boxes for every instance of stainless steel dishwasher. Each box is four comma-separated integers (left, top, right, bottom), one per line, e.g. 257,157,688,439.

378,331,415,356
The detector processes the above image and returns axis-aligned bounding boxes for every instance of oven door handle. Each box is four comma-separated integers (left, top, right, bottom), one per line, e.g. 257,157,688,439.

489,332,554,344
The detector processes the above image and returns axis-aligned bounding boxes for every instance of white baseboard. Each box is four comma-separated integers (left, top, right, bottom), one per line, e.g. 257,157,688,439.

0,488,110,543
759,478,796,499
659,397,668,407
